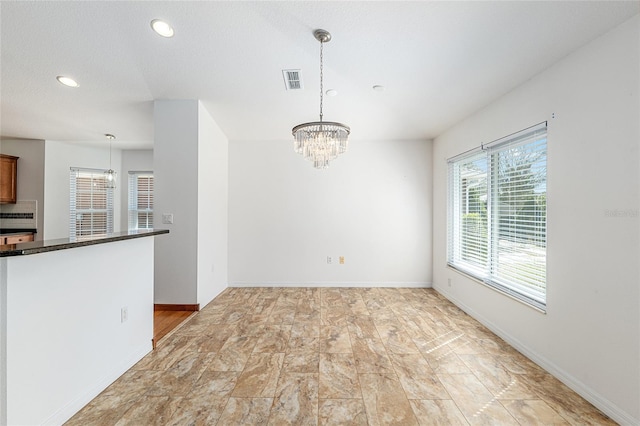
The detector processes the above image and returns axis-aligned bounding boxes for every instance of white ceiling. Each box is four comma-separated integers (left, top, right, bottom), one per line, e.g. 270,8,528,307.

1,1,638,149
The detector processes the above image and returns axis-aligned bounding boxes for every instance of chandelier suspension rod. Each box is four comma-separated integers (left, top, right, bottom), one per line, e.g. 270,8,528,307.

319,37,323,122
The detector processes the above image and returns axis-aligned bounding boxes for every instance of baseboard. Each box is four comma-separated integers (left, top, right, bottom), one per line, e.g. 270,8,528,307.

228,281,432,288
434,285,639,426
154,303,200,311
43,341,152,426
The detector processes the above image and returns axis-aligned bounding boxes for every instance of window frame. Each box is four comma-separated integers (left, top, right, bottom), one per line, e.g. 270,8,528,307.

128,171,154,231
69,167,114,239
447,122,547,311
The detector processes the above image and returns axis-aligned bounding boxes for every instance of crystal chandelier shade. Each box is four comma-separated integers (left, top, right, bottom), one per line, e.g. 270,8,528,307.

292,29,350,169
293,121,349,169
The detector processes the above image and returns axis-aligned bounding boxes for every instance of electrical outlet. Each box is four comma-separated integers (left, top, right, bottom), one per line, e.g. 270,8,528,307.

448,278,452,287
162,213,174,224
339,256,345,264
121,307,128,323
327,256,332,264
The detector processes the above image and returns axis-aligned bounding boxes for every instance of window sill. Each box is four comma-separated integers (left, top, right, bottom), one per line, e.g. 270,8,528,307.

446,265,547,314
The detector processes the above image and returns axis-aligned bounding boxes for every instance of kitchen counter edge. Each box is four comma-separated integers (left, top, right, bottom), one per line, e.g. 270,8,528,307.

0,229,169,257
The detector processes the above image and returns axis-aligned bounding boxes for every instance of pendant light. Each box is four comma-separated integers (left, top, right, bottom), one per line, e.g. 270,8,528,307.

292,29,350,169
104,134,116,189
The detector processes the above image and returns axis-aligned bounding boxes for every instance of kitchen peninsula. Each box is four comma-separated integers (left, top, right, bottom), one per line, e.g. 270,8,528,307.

0,229,168,425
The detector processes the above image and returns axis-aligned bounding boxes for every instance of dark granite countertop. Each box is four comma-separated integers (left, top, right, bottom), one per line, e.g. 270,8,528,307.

0,229,169,257
0,228,37,234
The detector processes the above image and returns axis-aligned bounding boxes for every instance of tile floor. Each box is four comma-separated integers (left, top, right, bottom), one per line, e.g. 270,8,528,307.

66,288,616,425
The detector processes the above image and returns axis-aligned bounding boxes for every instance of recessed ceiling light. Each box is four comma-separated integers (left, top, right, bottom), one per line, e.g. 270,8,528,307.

326,89,338,96
56,76,79,88
373,85,385,92
150,19,174,38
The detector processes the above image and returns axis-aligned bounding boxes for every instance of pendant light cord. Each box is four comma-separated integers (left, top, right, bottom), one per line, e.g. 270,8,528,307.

319,39,324,122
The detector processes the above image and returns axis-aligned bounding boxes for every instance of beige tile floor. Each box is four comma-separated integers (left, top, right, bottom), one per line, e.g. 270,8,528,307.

66,288,616,425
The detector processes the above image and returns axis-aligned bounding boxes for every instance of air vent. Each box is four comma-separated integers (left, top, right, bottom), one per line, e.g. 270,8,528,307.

283,69,303,90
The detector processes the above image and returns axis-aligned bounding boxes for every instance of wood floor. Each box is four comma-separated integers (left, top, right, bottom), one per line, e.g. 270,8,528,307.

66,288,615,425
153,310,195,348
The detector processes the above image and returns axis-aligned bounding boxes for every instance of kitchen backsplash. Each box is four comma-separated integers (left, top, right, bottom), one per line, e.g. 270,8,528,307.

0,200,37,229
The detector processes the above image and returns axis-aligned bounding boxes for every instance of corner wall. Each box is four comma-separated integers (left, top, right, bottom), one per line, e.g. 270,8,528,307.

153,100,199,304
228,138,433,287
153,100,229,306
431,15,639,424
197,102,229,307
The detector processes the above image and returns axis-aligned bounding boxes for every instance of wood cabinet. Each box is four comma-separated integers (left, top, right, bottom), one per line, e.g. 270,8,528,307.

0,154,18,204
0,232,34,250
3,233,34,245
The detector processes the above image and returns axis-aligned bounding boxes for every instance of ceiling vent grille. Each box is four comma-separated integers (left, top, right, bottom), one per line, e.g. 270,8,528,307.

283,69,303,90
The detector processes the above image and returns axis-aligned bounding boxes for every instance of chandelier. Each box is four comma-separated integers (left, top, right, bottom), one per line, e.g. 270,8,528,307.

104,133,116,189
292,29,350,169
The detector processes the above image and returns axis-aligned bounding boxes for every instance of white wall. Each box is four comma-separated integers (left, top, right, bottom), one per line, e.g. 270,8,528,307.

43,140,122,240
432,15,639,424
153,100,199,304
1,237,154,425
153,100,229,306
0,139,45,239
119,149,153,229
228,138,432,287
197,103,229,307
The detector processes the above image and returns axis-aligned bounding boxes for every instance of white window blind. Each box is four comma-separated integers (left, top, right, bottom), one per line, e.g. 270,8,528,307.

128,171,154,231
69,168,114,238
448,122,547,310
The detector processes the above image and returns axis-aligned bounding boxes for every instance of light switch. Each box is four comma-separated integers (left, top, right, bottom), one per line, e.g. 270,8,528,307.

162,213,174,224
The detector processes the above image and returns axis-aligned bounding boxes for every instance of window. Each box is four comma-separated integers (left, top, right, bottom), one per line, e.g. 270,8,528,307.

448,122,547,310
70,168,114,238
128,171,154,230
